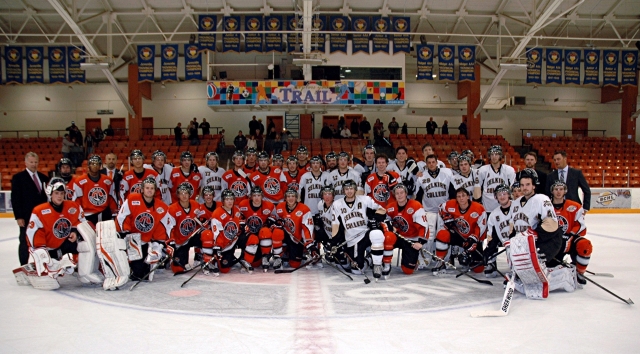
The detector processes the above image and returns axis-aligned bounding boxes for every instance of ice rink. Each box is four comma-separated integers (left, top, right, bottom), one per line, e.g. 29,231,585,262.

1,214,638,354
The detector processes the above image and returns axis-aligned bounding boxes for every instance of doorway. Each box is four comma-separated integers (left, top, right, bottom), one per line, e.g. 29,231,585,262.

344,114,363,135
572,118,588,138
266,116,283,134
110,118,126,136
322,115,339,132
142,117,154,136
85,118,102,137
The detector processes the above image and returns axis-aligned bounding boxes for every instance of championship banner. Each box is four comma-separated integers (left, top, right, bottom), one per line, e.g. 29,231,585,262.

526,47,542,85
137,45,155,83
25,46,44,84
603,49,619,87
564,49,581,85
583,49,600,86
310,16,325,53
222,16,241,53
206,80,404,106
265,15,283,52
545,48,562,85
329,16,348,53
621,50,638,86
457,45,475,82
68,46,85,84
245,15,263,53
184,44,202,81
416,44,434,81
287,15,302,53
351,16,370,54
590,189,632,209
48,46,67,84
371,17,389,54
160,44,178,82
198,15,217,51
5,46,23,84
438,44,455,82
392,16,410,54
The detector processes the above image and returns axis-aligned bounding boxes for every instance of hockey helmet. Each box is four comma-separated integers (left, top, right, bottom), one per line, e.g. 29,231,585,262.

519,168,539,185
457,154,472,166
205,151,219,161
250,186,263,196
130,149,144,159
461,149,474,159
221,189,235,200
152,150,166,161
511,181,521,190
488,145,503,158
176,182,194,196
57,158,73,176
296,145,309,154
233,150,245,159
286,155,298,163
321,185,335,196
493,183,511,199
363,144,376,155
272,154,284,162
550,180,568,194
338,151,350,160
325,151,337,161
46,177,66,197
180,151,194,161
342,179,357,190
393,183,409,194
310,155,322,164
285,188,299,198
202,186,216,196
257,151,270,161
87,155,102,166
246,148,257,156
448,151,459,161
141,176,157,188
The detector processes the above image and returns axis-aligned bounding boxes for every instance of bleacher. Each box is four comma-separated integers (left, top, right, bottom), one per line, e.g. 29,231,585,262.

524,136,640,188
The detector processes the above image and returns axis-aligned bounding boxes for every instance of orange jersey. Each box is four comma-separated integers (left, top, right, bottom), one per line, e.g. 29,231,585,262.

116,193,171,243
438,200,487,241
280,170,301,193
238,199,277,235
386,199,428,241
221,169,251,204
297,161,311,176
72,173,116,216
64,176,76,200
26,201,86,250
210,206,244,251
274,202,314,244
120,168,159,201
364,171,400,208
249,167,285,203
169,167,202,200
554,200,586,236
166,200,208,245
243,163,257,175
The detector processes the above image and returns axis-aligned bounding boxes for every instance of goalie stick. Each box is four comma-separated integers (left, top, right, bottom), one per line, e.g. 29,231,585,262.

420,248,493,286
129,255,171,291
470,274,516,317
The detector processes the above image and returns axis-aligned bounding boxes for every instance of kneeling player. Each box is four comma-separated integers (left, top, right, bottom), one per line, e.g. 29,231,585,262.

314,185,347,267
274,188,316,269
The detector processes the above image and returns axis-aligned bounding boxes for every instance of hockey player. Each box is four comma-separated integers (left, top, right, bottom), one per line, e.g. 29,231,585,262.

416,154,453,245
238,187,282,271
353,145,377,183
461,149,482,170
55,158,75,200
221,150,251,204
448,155,478,199
169,151,202,200
511,181,523,199
433,187,487,275
198,151,225,202
474,145,516,214
275,188,316,269
325,151,338,171
280,155,301,192
120,150,159,202
72,155,117,224
328,152,363,199
272,154,284,169
483,183,513,278
144,150,173,205
417,143,446,171
364,154,400,208
249,151,285,203
296,146,311,175
448,151,460,172
200,186,219,213
299,155,329,214
244,148,258,173
387,146,419,197
314,185,345,266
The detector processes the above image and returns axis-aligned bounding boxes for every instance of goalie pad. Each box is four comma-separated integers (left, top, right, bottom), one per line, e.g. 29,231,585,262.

76,221,103,284
13,264,60,290
144,242,166,281
508,231,549,300
547,265,577,293
29,248,74,279
125,233,143,261
96,221,130,290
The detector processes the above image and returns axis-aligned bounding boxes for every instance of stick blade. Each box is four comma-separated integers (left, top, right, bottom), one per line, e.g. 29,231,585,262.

470,310,508,318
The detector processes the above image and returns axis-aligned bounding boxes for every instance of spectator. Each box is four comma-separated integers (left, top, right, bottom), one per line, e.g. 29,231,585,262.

458,120,467,137
234,130,248,151
282,130,291,150
84,130,95,158
94,127,104,146
255,129,264,151
546,150,591,212
516,152,547,195
360,116,371,140
265,127,277,154
442,120,449,135
104,124,114,137
373,123,385,146
174,122,184,146
61,134,74,159
267,118,275,133
247,135,258,150
350,117,360,137
338,116,346,131
401,123,408,135
191,117,198,132
69,137,84,167
249,116,260,136
330,125,339,139
217,129,226,153
426,117,437,135
388,117,400,134
199,118,211,136
274,133,284,154
65,121,76,133
373,118,384,136
321,123,333,139
340,126,352,139
189,122,200,145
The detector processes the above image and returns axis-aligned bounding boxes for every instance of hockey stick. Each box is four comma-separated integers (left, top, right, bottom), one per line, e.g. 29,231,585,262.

274,254,321,274
344,252,371,284
455,248,507,278
585,269,614,278
129,255,171,291
421,248,493,286
321,254,354,281
470,274,515,317
181,254,218,288
555,259,633,305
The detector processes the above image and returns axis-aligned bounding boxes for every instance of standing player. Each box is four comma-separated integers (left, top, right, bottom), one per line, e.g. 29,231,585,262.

328,152,363,199
274,188,316,269
474,145,516,214
144,150,173,205
280,156,301,193
238,187,282,271
483,184,513,278
55,158,75,200
296,146,311,175
299,155,329,214
447,151,460,172
416,154,453,248
448,155,478,199
72,155,117,224
200,186,219,213
417,143,446,172
120,150,159,202
364,154,400,208
249,151,285,203
169,151,202,200
353,145,377,184
511,181,523,199
325,152,338,171
271,154,284,169
243,148,258,173
387,146,419,197
198,151,226,202
221,151,251,204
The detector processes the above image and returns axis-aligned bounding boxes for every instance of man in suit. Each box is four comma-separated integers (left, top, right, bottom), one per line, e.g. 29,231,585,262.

100,153,123,206
516,151,547,195
546,150,591,212
11,152,49,265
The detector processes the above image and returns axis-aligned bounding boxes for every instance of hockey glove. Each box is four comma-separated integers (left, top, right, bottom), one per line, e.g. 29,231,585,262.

312,215,323,231
165,241,176,258
306,243,319,258
212,246,222,257
367,219,380,230
462,235,479,253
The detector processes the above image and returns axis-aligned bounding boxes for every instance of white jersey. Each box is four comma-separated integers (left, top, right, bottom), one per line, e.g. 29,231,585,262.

144,163,173,205
487,204,513,245
450,169,478,198
510,194,557,233
332,195,382,246
417,160,446,172
317,200,335,238
327,168,362,199
353,162,376,186
299,171,329,214
416,168,453,213
198,166,226,202
387,159,419,196
475,164,517,212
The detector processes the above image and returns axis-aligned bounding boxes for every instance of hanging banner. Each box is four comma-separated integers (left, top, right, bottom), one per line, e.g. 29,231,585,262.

438,44,455,82
184,44,202,81
310,16,326,53
265,15,283,53
392,16,410,54
5,46,23,84
351,16,370,54
137,45,155,83
25,46,44,84
287,15,302,53
458,45,475,82
245,15,263,53
198,15,217,51
416,44,434,81
329,16,348,53
372,17,389,54
68,46,85,83
222,16,241,53
621,50,637,87
160,44,178,82
48,46,67,84
526,47,542,85
564,49,581,85
583,49,600,86
603,49,619,87
545,48,562,85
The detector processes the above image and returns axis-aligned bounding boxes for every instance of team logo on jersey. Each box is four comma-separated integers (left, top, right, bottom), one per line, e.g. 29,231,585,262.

262,209,271,215
283,218,296,235
68,207,77,215
88,187,108,206
134,212,155,233
53,218,72,239
455,218,470,235
557,215,569,234
65,187,74,200
372,184,390,203
470,212,479,218
392,216,410,233
42,209,51,215
567,205,577,212
179,218,197,237
230,181,248,197
156,207,164,213
407,208,414,214
246,215,263,234
132,201,141,206
294,211,302,217
263,177,281,195
130,182,143,195
288,182,300,191
223,221,239,240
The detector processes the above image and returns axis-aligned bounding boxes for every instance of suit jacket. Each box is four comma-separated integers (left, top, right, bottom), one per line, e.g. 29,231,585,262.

101,167,123,198
11,170,49,221
546,167,591,210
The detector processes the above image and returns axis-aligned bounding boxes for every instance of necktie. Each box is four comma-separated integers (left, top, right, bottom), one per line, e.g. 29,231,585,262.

109,170,114,179
559,169,565,183
32,173,41,193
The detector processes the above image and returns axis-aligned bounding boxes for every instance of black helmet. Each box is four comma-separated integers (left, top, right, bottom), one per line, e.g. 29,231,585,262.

141,176,157,188
325,151,337,161
202,186,216,196
321,185,335,196
457,154,472,165
257,151,270,161
310,155,322,164
221,189,235,200
130,149,144,159
272,154,284,162
488,145,503,158
493,183,511,199
176,182,194,196
550,180,568,194
448,151,459,160
87,155,102,165
297,146,309,154
250,186,263,196
338,151,350,160
57,158,73,175
519,168,539,185
286,155,298,163
205,151,219,161
363,144,376,155
342,179,357,189
180,151,194,161
152,150,166,161
285,188,298,198
393,183,408,194
246,148,257,156
511,181,521,190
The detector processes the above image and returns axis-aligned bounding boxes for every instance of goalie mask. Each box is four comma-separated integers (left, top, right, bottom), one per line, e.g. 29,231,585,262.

46,177,66,198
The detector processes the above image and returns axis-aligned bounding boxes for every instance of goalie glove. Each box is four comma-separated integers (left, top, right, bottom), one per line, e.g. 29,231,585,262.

462,235,479,253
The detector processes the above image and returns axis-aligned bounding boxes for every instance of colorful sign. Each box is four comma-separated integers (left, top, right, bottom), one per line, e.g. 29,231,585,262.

392,17,410,54
416,44,434,81
621,50,637,86
160,44,178,82
26,46,44,84
545,48,562,85
564,49,580,85
584,49,600,86
265,15,283,52
5,46,23,84
457,45,475,82
590,189,632,209
351,16,370,54
137,45,155,83
184,44,202,81
222,16,241,53
526,47,542,85
68,46,85,83
329,16,348,53
198,15,217,51
438,44,455,82
603,49,619,87
372,17,389,54
245,15,263,53
48,46,67,84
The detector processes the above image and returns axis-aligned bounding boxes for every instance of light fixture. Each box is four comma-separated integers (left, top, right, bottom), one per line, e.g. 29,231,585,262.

161,82,166,89
432,74,437,78
80,62,109,70
345,69,351,73
499,63,527,70
444,82,449,89
619,86,624,94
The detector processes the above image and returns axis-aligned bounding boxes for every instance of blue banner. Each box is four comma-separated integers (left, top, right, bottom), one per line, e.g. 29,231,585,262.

5,46,23,84
245,15,263,53
372,17,389,54
198,15,217,51
48,46,67,84
545,48,562,85
564,49,581,85
25,46,44,84
160,44,178,82
603,49,619,87
310,16,326,53
287,15,301,53
222,16,240,53
621,50,638,86
265,15,283,52
438,44,455,82
184,44,202,81
392,16,410,54
416,44,434,81
351,16,370,54
526,47,542,85
68,46,85,83
137,45,155,83
329,16,348,53
584,49,600,86
458,45,475,82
